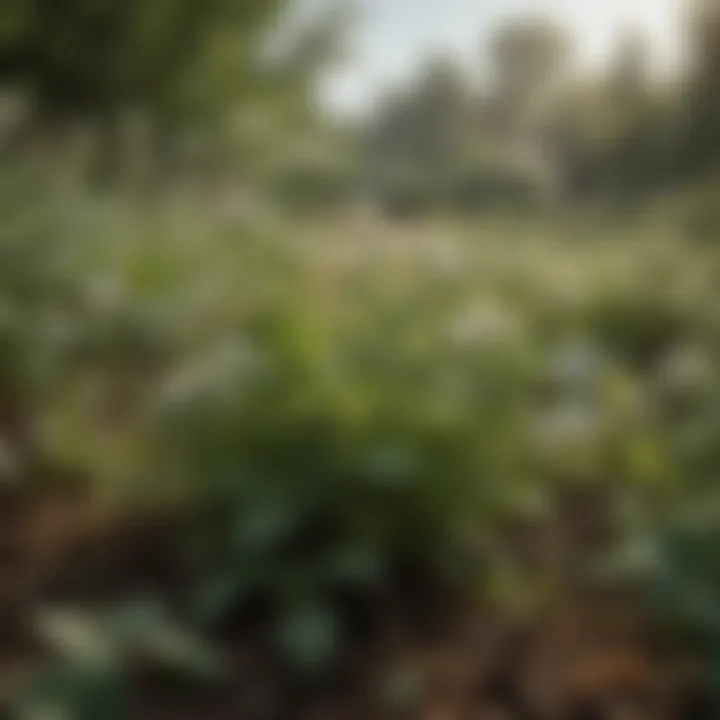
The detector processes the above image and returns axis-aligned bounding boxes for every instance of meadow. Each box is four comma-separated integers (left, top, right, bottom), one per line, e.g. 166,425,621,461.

2,176,720,717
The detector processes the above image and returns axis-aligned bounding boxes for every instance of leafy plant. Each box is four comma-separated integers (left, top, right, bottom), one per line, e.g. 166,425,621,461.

12,602,225,720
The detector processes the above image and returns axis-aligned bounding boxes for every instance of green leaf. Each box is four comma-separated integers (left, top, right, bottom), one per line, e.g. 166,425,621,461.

379,665,426,712
274,599,339,673
235,501,302,551
109,601,227,679
34,609,120,669
14,663,126,720
324,543,385,587
194,572,253,626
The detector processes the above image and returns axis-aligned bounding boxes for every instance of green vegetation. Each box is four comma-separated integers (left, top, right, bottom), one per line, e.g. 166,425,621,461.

1,180,718,700
2,0,720,716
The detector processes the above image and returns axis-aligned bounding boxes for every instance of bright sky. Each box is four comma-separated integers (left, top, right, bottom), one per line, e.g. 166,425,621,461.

312,0,686,117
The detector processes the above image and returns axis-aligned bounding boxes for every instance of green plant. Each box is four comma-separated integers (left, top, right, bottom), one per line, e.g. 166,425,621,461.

13,602,224,720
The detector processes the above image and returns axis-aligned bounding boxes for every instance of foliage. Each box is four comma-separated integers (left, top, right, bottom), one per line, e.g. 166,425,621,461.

7,0,720,714
14,602,223,719
0,162,718,717
1,181,711,664
0,0,285,120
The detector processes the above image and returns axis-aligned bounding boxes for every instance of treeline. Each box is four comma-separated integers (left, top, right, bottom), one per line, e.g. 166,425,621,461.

0,0,342,194
279,0,720,216
2,0,720,213
355,0,720,215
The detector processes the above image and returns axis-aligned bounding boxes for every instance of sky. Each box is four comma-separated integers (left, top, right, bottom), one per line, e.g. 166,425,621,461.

309,0,686,117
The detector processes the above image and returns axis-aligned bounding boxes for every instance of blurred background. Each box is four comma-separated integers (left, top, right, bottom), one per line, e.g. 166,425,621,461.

1,0,720,718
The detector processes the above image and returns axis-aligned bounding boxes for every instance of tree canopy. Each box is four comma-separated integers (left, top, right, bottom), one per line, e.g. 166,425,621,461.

0,0,286,120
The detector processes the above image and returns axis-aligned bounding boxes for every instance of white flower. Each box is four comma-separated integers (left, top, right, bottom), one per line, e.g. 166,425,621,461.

534,404,603,451
448,300,520,347
84,275,125,312
657,344,714,392
41,310,77,348
550,340,605,388
156,337,266,411
424,241,465,277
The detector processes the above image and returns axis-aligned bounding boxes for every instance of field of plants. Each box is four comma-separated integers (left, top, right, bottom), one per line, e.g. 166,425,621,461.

1,173,720,718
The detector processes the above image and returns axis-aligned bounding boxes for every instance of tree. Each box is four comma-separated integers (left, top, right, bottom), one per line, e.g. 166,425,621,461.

364,55,473,213
0,0,285,121
677,0,720,177
604,30,667,200
608,29,651,104
0,0,302,187
489,17,571,136
480,18,572,203
0,0,359,193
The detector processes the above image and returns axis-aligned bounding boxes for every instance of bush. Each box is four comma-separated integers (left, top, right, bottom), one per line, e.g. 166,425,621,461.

136,288,536,667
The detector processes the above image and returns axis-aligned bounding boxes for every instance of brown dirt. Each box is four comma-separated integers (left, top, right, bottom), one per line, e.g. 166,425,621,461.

0,489,697,719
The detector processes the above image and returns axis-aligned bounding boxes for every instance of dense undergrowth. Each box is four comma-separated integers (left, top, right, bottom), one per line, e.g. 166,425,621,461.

2,173,720,716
